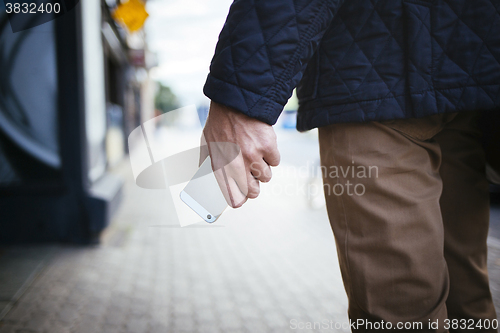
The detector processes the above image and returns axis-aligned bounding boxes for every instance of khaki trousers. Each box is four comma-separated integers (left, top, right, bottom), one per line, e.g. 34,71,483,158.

319,111,498,332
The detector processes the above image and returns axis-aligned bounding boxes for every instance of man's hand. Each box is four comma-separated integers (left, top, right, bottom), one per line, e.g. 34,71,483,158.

200,101,280,208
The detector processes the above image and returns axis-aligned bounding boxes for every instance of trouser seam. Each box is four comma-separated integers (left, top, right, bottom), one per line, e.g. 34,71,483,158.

328,141,362,313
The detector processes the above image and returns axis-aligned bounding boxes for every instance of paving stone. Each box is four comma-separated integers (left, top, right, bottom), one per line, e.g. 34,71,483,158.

37,300,60,317
149,310,171,325
99,324,123,333
79,303,106,319
103,308,127,327
0,323,18,333
24,314,50,331
56,306,79,324
218,313,243,331
243,318,270,333
2,305,32,323
72,322,102,333
128,298,149,317
46,288,69,300
171,301,192,317
237,305,261,320
1,130,499,333
148,322,168,333
262,312,288,329
195,322,220,333
172,315,196,332
194,309,217,324
124,317,148,333
41,321,71,333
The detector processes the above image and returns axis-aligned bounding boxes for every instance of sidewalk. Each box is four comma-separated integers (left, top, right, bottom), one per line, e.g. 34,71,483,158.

0,129,498,333
0,130,350,333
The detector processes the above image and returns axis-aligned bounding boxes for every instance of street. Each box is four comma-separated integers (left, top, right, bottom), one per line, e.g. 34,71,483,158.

0,128,499,333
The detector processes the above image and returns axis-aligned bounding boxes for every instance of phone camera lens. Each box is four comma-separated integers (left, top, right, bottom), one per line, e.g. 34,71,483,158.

207,214,212,219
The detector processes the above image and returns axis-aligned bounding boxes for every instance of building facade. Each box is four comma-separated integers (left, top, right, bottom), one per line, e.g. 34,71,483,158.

0,0,153,243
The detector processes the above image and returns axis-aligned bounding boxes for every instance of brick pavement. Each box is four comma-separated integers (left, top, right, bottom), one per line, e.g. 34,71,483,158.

0,138,351,332
0,129,498,333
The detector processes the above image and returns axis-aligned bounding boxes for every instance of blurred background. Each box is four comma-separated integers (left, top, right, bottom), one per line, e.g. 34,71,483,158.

0,1,498,332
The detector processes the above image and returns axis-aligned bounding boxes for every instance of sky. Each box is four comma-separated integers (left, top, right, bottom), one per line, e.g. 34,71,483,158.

145,0,233,107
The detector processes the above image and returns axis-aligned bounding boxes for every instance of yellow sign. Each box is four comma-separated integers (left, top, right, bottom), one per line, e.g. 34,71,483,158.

112,0,149,33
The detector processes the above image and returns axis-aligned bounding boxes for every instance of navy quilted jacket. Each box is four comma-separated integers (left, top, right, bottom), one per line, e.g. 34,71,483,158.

204,0,500,131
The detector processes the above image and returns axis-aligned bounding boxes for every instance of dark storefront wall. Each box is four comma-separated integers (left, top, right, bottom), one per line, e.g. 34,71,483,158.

0,1,122,244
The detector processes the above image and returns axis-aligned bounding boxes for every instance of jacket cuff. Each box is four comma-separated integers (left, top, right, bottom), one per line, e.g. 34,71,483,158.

203,74,284,125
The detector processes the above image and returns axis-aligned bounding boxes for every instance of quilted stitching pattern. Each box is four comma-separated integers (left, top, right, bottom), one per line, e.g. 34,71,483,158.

204,0,500,131
204,0,344,123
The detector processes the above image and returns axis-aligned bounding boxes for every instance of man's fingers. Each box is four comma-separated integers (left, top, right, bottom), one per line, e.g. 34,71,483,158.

249,160,272,183
201,102,280,208
217,157,261,202
263,144,280,167
203,139,275,205
225,176,248,208
245,173,260,199
212,151,250,207
214,168,247,208
224,162,260,200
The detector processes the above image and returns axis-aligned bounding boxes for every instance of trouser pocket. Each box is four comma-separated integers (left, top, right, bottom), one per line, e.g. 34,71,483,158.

379,112,457,142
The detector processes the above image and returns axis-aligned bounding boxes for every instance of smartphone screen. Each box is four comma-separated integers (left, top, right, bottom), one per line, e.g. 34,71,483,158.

180,156,228,223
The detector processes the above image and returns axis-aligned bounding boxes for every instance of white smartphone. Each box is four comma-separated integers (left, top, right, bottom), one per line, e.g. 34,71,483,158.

180,156,228,223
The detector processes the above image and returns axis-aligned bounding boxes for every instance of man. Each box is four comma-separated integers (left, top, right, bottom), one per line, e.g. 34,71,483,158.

201,0,500,331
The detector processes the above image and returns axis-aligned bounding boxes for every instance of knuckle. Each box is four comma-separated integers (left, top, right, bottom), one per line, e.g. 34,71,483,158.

247,185,260,199
261,140,272,151
271,153,281,166
245,148,259,161
249,166,262,179
247,192,259,199
249,161,260,171
264,136,277,150
261,174,272,183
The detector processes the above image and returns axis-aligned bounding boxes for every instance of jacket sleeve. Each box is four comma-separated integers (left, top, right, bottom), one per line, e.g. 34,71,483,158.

203,0,345,125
